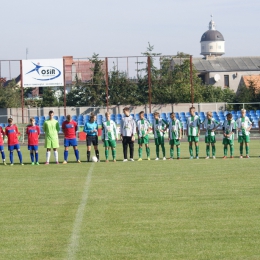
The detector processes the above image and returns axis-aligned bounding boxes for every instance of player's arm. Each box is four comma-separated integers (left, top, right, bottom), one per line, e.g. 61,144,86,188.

113,122,118,140
258,120,260,133
179,122,183,139
162,119,168,132
37,126,40,137
56,121,60,133
101,123,105,142
247,120,252,132
131,119,136,141
62,122,66,134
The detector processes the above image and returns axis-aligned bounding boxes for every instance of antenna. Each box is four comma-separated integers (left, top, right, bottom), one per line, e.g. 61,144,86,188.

26,48,28,60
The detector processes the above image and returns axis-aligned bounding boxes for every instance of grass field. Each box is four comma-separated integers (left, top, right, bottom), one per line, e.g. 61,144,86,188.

1,140,260,260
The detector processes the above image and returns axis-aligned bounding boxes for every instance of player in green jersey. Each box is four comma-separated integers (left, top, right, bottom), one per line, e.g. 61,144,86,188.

168,112,182,160
236,109,252,158
43,110,60,164
186,107,201,159
102,112,117,162
136,111,152,161
203,111,220,159
152,112,168,160
222,113,236,159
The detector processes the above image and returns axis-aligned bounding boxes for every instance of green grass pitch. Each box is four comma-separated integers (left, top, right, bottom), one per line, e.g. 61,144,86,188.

1,140,260,259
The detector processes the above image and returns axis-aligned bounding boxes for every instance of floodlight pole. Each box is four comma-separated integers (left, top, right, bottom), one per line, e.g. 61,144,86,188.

105,57,109,112
190,55,194,106
148,56,152,113
20,60,24,124
63,59,66,116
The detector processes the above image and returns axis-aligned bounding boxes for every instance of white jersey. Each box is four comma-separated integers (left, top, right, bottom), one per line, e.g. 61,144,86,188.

102,120,117,140
187,115,201,136
168,119,182,140
153,118,168,138
236,116,252,136
203,118,220,137
223,119,236,140
120,115,136,137
136,118,151,138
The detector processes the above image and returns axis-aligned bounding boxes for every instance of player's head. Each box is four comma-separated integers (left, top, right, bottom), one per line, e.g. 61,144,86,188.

49,110,54,119
30,117,35,125
170,112,175,120
139,111,145,120
241,109,246,117
123,107,130,116
66,115,72,122
190,107,195,116
206,111,212,119
7,118,13,125
90,112,96,122
105,112,110,120
153,112,159,119
226,113,232,120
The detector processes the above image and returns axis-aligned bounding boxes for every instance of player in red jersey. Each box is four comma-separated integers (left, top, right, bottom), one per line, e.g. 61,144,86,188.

62,114,80,164
0,125,6,165
5,118,23,166
26,118,41,165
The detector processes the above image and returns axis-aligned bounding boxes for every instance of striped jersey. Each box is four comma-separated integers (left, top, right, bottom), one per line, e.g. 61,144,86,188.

236,116,252,136
136,118,151,138
120,115,136,137
203,118,220,137
187,115,201,136
153,118,168,138
168,119,182,140
223,119,236,140
102,120,117,140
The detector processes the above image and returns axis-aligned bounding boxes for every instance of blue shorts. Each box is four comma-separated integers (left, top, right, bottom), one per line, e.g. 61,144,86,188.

64,138,78,147
28,145,38,151
0,145,4,151
8,144,20,151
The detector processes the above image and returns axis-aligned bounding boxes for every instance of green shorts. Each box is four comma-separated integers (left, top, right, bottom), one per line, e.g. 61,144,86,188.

45,137,59,149
155,136,165,145
103,139,116,148
222,138,234,146
138,135,149,145
169,139,180,146
238,135,250,143
188,136,199,142
205,135,216,144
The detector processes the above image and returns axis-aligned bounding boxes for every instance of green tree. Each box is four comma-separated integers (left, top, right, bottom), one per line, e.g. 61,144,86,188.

41,87,58,107
0,79,21,108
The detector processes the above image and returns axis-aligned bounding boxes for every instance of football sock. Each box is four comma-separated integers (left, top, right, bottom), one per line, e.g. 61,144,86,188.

87,151,90,162
54,151,58,162
189,146,193,156
206,145,210,157
240,145,243,155
230,145,234,156
177,147,180,158
30,152,34,162
212,145,216,156
64,150,69,161
1,151,5,160
46,151,51,163
156,145,159,158
10,151,13,164
170,147,174,158
246,146,249,155
195,146,199,157
162,144,165,157
224,146,227,156
74,149,79,160
17,151,22,163
35,152,39,163
105,149,109,160
138,147,142,158
146,147,150,157
95,150,99,160
129,142,134,159
112,149,116,160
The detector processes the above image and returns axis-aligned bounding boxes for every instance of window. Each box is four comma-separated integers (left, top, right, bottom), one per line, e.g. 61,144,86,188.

224,75,229,88
39,87,43,95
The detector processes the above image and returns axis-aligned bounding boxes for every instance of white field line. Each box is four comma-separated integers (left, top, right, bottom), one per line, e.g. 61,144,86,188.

66,163,94,260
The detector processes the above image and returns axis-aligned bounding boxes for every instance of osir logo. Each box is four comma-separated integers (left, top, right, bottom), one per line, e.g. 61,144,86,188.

25,62,61,81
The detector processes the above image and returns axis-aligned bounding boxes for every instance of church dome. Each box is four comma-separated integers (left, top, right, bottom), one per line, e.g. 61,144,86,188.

200,30,224,42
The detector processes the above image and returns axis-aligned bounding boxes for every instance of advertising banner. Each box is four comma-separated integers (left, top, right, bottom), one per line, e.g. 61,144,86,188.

22,59,64,87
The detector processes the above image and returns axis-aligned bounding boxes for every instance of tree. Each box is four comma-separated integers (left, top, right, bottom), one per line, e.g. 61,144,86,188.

0,79,21,108
41,87,58,107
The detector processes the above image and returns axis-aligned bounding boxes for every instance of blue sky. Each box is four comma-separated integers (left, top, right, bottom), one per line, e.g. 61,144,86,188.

0,0,259,60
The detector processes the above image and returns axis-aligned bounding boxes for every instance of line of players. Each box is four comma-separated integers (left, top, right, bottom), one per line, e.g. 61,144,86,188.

0,107,258,165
